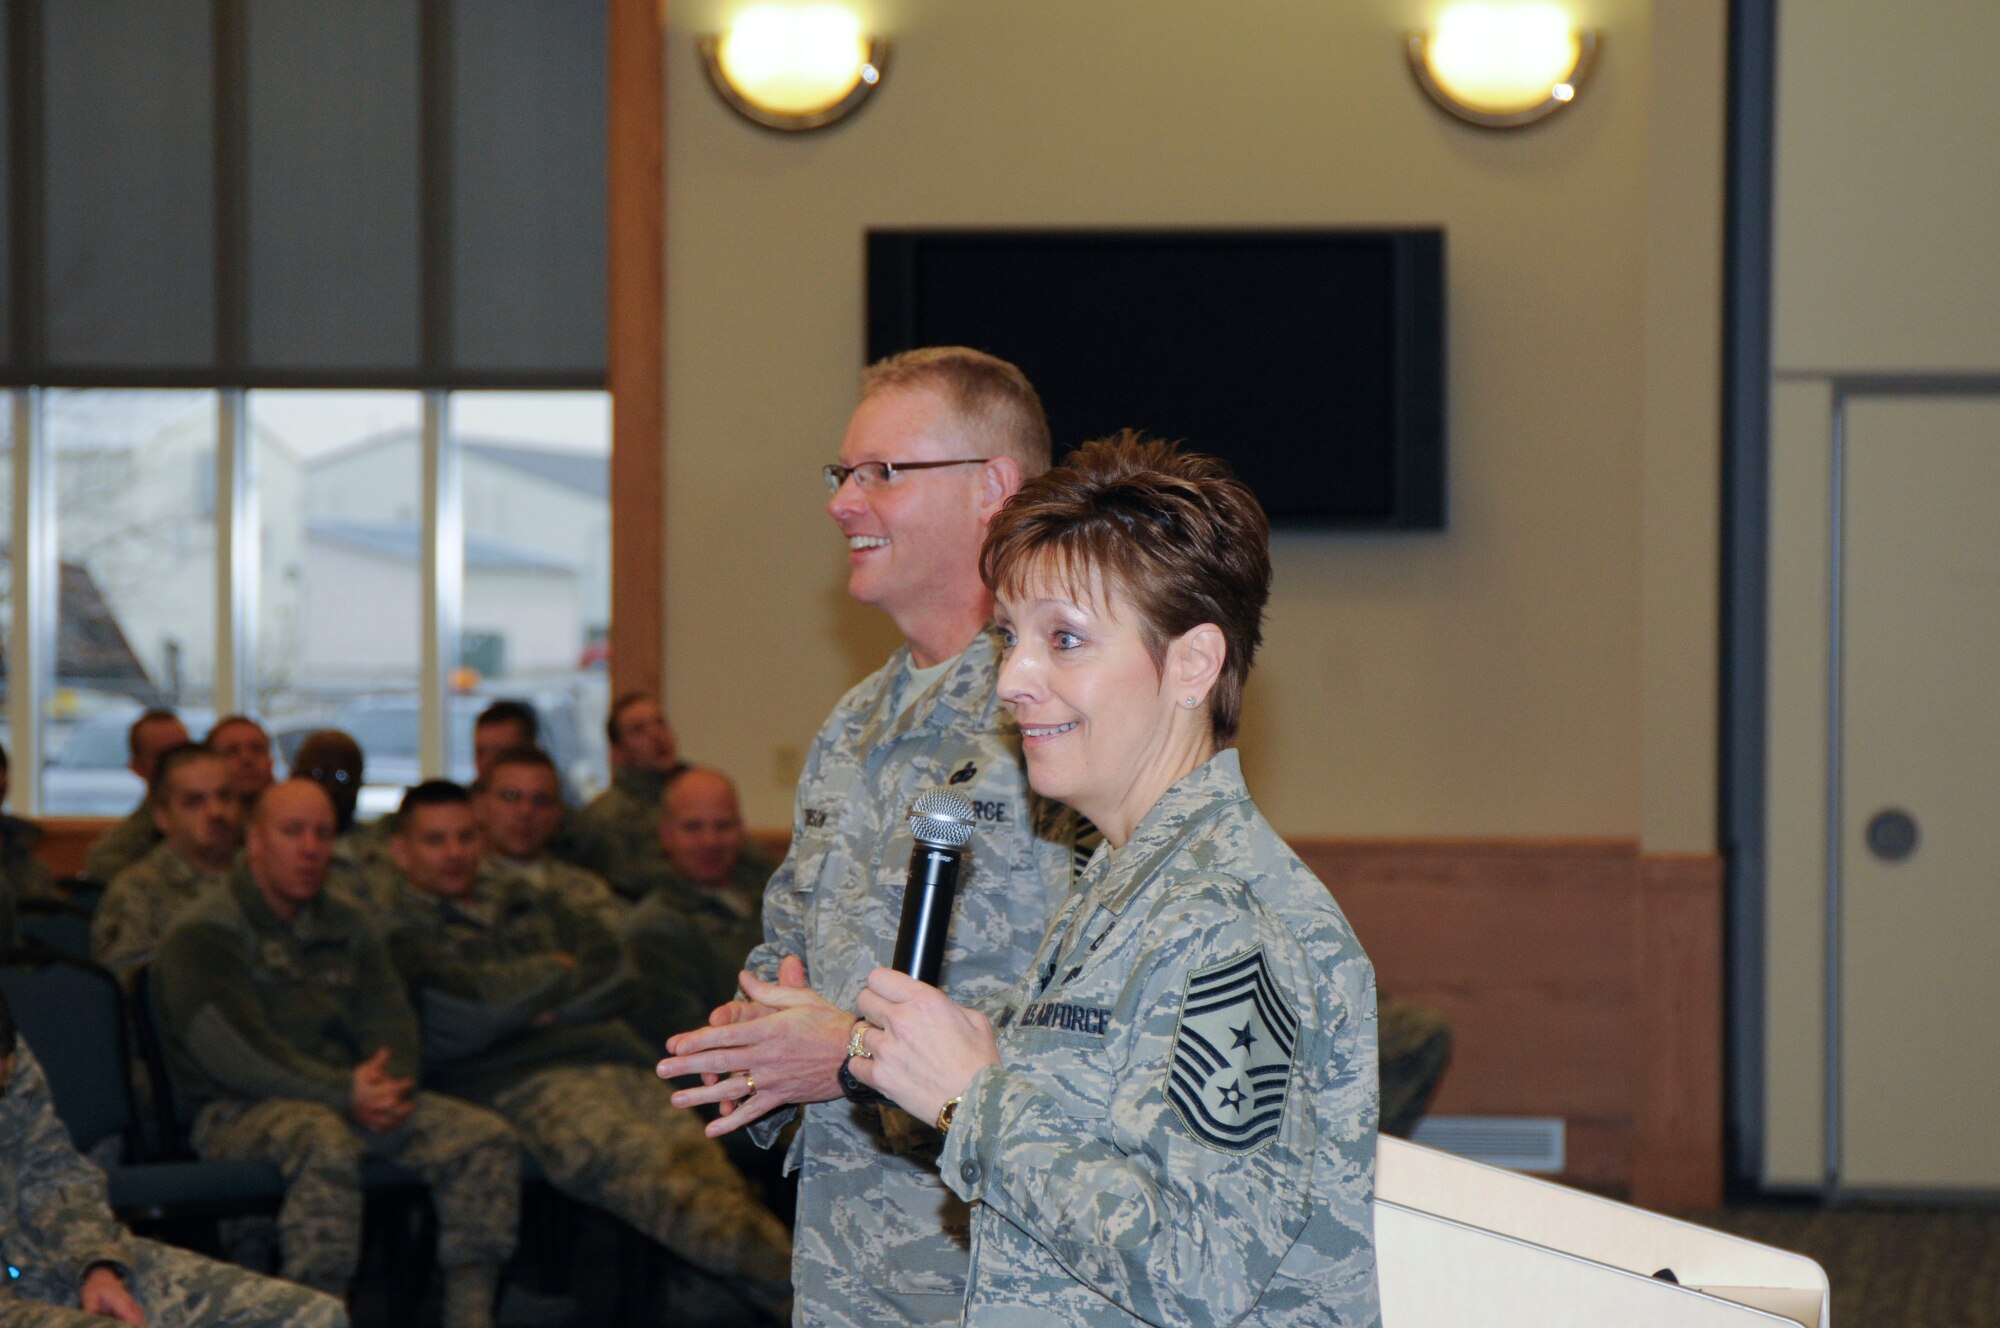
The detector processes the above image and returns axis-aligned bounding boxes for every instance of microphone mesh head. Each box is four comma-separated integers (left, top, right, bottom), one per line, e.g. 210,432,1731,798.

909,787,977,849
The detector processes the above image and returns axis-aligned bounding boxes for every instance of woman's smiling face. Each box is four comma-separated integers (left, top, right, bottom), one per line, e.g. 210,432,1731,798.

995,568,1188,841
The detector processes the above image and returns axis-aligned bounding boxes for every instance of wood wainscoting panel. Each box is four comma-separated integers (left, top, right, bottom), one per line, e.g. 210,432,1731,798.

34,818,103,878
1297,838,1723,1207
1633,852,1726,1207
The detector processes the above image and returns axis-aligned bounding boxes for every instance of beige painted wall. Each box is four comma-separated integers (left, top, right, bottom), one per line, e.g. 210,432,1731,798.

660,0,1722,847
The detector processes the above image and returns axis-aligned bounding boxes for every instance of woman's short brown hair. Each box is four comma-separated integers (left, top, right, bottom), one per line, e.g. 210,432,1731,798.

980,431,1271,741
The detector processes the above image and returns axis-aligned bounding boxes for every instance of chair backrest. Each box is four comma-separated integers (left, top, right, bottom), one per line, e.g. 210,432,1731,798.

130,961,194,1158
18,900,93,961
60,875,108,915
0,946,139,1158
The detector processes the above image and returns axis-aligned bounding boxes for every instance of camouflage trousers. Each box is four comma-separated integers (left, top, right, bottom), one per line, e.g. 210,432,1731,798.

0,1234,346,1328
191,1093,521,1294
488,1063,792,1291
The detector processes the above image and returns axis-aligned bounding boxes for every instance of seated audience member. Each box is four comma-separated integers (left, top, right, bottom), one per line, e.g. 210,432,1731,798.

0,990,349,1328
1,742,59,946
474,746,626,933
1378,996,1454,1138
382,781,792,1321
83,708,191,884
565,691,685,891
623,767,772,1045
92,744,242,984
471,700,539,783
207,713,278,805
290,729,395,909
153,779,520,1327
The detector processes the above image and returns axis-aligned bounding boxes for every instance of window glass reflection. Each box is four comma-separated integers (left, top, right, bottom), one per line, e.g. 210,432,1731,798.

449,390,610,801
42,390,217,814
248,389,422,818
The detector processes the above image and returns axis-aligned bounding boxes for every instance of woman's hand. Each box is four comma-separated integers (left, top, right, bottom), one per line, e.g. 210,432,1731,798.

848,967,1001,1126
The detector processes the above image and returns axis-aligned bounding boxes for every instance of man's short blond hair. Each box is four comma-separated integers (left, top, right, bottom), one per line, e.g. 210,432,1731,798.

860,346,1052,476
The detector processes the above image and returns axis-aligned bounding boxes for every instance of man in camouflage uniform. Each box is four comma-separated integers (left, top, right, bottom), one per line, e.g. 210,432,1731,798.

1378,997,1452,1138
379,781,792,1321
153,779,519,1328
470,700,538,783
290,730,397,911
475,746,625,934
83,709,190,884
206,714,277,806
92,744,241,984
658,347,1082,1326
0,744,60,948
564,693,684,894
0,993,347,1328
867,751,1382,1326
624,766,774,1047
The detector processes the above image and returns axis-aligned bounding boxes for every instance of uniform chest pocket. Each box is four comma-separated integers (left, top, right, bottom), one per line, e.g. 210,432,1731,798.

1002,1008,1121,1121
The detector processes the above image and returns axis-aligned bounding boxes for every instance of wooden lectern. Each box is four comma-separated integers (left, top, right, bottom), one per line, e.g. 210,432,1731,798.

1376,1137,1831,1327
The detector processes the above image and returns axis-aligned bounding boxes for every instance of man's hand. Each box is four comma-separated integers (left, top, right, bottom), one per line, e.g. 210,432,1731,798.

656,955,854,1137
81,1265,146,1325
348,1047,416,1134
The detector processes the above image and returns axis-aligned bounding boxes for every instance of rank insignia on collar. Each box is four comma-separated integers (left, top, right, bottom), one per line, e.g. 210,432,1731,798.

1166,947,1298,1154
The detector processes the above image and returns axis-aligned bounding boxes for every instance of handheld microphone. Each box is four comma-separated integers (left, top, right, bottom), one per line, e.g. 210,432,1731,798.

892,787,977,986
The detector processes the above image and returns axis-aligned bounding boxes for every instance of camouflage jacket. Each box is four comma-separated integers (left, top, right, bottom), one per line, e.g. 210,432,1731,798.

327,819,400,913
566,766,673,896
154,865,422,1115
378,863,648,1103
0,1040,135,1302
92,841,228,984
82,804,160,887
748,629,1080,1325
491,853,630,937
938,750,1382,1328
622,849,772,1047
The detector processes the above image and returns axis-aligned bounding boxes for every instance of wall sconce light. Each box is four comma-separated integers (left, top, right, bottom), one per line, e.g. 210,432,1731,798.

698,4,889,132
1407,3,1599,129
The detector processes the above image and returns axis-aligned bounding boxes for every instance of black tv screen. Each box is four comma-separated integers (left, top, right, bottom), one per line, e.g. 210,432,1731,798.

867,229,1445,529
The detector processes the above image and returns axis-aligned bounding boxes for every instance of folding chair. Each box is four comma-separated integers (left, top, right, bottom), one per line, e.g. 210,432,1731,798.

17,899,93,962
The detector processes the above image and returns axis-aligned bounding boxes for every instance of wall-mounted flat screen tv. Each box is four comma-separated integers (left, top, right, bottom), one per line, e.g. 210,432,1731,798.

867,229,1446,530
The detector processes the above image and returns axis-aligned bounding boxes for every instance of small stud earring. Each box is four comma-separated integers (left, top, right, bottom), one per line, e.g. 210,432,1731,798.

1182,696,1199,709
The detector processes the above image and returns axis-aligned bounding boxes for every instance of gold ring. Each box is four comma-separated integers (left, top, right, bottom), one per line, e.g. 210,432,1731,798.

742,1071,757,1096
847,1020,874,1060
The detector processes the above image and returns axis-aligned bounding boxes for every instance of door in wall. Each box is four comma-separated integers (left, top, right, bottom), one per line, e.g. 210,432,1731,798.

1837,395,2000,1192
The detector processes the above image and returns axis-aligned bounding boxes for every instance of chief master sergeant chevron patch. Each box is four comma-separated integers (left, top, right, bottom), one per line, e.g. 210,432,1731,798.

1166,946,1300,1153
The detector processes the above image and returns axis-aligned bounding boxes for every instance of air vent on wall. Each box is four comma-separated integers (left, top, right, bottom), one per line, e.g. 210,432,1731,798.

1410,1116,1566,1174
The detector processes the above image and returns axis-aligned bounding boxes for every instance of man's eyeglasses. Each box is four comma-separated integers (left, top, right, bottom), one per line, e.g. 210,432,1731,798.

822,458,989,493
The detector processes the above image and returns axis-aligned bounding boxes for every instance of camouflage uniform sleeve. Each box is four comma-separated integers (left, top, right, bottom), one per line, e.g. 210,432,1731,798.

938,883,1330,1328
156,923,352,1109
345,929,425,1081
89,869,155,984
8,1044,136,1287
383,916,570,1009
382,917,569,1062
545,893,635,1025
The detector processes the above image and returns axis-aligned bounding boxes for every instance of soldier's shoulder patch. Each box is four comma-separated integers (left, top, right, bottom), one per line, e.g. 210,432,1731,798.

1166,946,1299,1154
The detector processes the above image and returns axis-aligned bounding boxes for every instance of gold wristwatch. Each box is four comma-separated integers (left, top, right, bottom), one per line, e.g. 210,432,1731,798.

935,1095,964,1134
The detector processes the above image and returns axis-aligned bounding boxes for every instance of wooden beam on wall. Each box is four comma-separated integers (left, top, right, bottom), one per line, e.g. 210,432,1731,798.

608,0,666,701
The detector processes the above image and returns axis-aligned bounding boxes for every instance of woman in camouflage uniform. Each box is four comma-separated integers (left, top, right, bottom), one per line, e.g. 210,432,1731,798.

851,435,1383,1327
